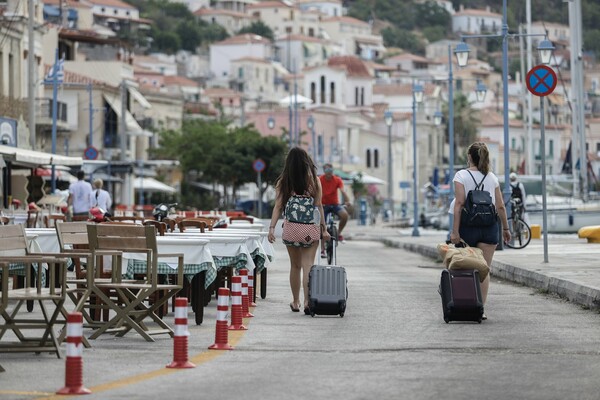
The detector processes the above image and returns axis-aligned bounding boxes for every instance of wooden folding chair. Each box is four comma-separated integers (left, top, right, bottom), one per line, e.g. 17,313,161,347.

177,219,206,233
86,224,184,341
143,220,167,236
229,216,254,224
26,210,39,228
0,225,69,358
44,214,66,228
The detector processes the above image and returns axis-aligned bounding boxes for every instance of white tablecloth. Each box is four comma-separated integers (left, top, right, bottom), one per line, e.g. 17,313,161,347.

25,228,61,253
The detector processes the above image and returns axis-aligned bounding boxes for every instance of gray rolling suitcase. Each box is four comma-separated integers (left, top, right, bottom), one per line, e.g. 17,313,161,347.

308,237,348,317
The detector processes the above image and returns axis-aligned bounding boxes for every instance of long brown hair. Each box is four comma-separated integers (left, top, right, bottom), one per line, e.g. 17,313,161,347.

467,142,490,175
276,147,318,207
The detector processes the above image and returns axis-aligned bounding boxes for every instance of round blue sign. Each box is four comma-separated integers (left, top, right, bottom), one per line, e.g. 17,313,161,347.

253,158,266,172
526,65,557,97
84,146,98,160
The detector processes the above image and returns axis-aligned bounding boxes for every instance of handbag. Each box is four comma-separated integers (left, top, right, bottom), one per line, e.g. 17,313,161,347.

438,240,489,282
282,220,320,247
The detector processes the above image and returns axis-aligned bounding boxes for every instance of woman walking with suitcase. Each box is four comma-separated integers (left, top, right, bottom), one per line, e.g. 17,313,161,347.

268,148,330,314
449,142,511,319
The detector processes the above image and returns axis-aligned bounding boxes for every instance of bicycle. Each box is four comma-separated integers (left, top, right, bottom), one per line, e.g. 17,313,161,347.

324,210,339,265
505,197,531,249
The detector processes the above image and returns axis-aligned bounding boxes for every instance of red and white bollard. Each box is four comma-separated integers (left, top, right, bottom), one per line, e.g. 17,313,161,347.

166,298,196,368
229,276,247,330
57,312,91,395
208,288,234,350
238,269,254,318
248,268,257,307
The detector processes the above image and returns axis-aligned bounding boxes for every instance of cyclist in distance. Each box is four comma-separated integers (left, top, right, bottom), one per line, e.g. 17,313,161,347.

319,163,351,255
509,172,527,222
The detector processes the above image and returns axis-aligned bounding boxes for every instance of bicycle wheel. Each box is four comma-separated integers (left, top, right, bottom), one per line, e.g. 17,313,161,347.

327,225,338,265
505,217,531,249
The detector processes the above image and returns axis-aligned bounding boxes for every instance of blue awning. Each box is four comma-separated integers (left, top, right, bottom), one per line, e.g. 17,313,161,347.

43,5,60,17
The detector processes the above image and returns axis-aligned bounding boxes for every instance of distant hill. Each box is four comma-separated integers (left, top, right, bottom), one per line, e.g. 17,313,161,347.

346,0,600,57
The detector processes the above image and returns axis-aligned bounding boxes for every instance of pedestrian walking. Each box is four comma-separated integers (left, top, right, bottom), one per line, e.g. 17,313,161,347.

89,178,112,214
268,147,330,315
449,142,511,319
68,170,93,221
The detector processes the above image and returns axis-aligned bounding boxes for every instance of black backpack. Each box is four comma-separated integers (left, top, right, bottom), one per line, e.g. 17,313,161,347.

511,183,523,201
461,171,497,227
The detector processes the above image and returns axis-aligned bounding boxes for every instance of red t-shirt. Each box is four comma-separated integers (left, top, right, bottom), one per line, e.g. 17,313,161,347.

319,175,344,205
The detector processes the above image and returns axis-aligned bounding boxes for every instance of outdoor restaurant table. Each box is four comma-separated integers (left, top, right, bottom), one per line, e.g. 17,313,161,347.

225,222,265,232
121,236,216,325
171,230,270,271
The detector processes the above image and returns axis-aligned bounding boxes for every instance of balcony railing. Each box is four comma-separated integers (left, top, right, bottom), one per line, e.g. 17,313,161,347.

36,98,68,125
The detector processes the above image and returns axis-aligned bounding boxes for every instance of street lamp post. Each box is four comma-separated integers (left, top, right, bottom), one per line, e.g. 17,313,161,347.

307,115,316,161
384,110,393,219
454,0,554,205
412,83,424,237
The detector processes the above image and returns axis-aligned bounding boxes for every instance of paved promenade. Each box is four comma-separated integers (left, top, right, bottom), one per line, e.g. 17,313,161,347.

344,222,600,311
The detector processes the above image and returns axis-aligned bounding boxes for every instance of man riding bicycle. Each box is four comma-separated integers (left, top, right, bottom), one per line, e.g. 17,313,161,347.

510,172,527,222
319,163,351,257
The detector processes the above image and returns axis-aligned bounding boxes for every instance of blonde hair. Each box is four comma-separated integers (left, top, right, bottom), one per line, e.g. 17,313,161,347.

467,142,490,175
93,178,104,189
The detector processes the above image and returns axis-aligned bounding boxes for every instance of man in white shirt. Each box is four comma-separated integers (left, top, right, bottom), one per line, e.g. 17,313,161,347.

90,178,112,213
68,170,93,220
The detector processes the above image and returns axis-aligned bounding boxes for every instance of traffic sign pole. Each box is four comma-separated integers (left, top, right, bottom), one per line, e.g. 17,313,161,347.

526,65,557,264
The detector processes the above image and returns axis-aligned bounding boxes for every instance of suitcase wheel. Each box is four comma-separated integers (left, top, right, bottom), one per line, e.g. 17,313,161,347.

310,310,315,317
444,317,449,324
339,312,344,317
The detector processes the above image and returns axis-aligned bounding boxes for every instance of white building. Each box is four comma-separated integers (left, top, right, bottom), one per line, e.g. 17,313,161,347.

296,0,342,18
320,16,385,60
194,7,253,35
304,55,373,109
230,57,288,104
246,1,320,39
275,34,334,72
209,34,273,84
452,6,502,35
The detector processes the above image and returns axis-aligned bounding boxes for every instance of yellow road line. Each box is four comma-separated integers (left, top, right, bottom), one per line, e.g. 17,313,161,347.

26,321,249,399
0,391,54,396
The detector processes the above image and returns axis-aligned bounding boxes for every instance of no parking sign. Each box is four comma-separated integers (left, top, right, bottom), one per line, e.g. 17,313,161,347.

526,65,557,97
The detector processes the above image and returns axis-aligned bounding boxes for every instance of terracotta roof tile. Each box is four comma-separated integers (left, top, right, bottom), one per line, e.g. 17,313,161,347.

43,64,109,87
163,75,199,87
247,1,291,9
322,16,369,26
193,8,248,18
214,34,271,45
327,56,371,78
88,0,136,9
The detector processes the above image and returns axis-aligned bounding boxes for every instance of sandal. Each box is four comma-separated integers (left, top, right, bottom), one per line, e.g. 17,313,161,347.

290,303,300,312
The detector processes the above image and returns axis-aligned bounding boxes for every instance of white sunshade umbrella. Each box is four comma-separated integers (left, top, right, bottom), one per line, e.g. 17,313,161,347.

351,172,387,185
278,94,314,106
134,177,177,194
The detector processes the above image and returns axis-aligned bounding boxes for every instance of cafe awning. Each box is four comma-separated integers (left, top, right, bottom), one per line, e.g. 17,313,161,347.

0,144,83,167
134,177,177,194
103,94,153,137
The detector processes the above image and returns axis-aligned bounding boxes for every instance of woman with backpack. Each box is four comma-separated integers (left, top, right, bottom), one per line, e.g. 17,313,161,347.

449,142,511,318
268,147,330,315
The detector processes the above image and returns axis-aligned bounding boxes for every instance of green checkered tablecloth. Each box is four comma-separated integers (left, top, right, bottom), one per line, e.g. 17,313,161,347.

250,248,267,273
7,263,46,287
125,260,217,289
213,254,249,272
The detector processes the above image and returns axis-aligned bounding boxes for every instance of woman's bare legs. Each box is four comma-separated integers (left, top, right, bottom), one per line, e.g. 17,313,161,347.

301,242,319,308
286,246,303,309
477,242,497,304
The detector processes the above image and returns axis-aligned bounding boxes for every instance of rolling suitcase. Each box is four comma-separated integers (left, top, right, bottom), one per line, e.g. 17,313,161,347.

308,236,347,317
439,269,484,323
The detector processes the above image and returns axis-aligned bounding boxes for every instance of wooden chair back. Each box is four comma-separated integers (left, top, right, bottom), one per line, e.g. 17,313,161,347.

190,216,216,231
26,210,39,228
55,222,92,279
0,224,28,257
162,218,177,232
44,214,66,228
87,224,158,285
109,216,145,224
229,216,254,224
143,220,167,236
178,219,206,233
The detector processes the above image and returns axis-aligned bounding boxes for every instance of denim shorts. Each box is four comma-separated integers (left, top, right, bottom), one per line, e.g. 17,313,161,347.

459,221,499,247
323,204,344,219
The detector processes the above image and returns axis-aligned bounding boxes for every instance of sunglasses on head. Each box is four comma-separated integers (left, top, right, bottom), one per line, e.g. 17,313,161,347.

324,167,333,173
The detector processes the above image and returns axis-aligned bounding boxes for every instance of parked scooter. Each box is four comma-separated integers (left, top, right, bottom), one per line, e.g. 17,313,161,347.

152,203,178,222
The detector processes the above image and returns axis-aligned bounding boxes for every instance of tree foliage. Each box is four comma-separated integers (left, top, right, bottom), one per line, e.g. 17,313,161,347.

381,27,425,55
442,93,480,165
150,120,288,209
238,21,275,41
